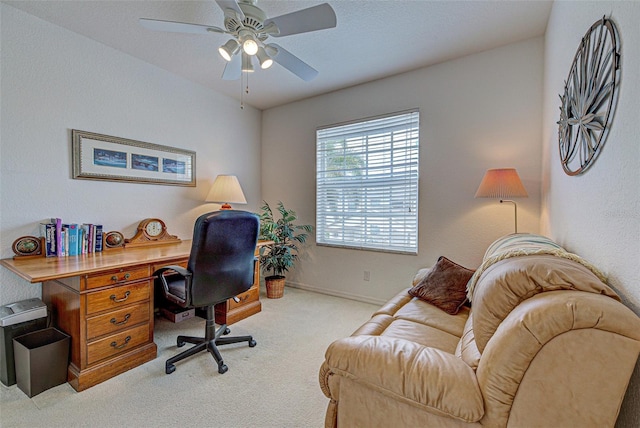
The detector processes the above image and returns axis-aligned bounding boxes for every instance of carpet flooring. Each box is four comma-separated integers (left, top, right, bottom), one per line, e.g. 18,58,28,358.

0,287,379,428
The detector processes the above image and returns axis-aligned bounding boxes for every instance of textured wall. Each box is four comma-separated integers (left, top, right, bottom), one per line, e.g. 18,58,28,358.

541,2,640,426
262,38,543,304
0,4,262,306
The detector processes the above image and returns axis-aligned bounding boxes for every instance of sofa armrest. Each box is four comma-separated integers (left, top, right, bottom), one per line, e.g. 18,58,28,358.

323,335,484,423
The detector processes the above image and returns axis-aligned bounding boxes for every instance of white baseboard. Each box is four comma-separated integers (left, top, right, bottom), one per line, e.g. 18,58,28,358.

284,280,388,306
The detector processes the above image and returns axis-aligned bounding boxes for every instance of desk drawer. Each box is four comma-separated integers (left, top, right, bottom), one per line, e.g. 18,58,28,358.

86,303,149,340
85,266,151,290
87,324,150,365
86,281,150,315
228,286,259,310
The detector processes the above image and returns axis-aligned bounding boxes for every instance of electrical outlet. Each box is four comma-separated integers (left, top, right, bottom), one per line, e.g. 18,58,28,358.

363,270,370,281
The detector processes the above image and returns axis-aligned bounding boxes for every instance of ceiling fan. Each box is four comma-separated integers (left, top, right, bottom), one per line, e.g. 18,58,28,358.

140,0,336,82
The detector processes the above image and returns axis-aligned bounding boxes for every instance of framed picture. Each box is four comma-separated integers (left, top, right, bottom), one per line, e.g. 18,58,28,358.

72,130,196,186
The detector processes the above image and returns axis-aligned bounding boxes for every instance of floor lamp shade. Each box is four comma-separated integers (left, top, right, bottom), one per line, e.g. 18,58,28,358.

475,168,527,233
206,175,247,209
475,168,528,199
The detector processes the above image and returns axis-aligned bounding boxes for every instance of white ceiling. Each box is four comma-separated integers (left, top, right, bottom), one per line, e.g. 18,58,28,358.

4,0,552,110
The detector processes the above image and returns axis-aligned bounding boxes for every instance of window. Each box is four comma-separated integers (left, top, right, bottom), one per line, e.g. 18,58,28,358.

316,110,419,254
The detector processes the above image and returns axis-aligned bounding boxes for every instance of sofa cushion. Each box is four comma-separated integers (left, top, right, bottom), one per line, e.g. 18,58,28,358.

455,313,481,370
353,290,470,353
325,335,485,423
394,298,469,338
408,256,475,315
470,254,620,353
383,319,461,353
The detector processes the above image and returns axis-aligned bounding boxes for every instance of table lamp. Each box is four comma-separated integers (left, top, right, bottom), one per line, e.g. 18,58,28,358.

206,175,247,210
475,168,528,233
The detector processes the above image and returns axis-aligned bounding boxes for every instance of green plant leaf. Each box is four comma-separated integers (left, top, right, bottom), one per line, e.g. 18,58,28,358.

257,201,313,277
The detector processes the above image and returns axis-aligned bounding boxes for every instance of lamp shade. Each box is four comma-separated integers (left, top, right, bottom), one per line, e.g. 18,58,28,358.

239,30,258,55
256,47,273,69
242,54,254,73
475,168,528,199
219,39,240,62
206,175,247,209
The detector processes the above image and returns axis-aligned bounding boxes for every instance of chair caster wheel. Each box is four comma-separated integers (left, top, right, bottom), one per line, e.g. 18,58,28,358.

223,327,231,335
249,339,257,347
218,363,228,374
177,339,185,347
166,364,176,374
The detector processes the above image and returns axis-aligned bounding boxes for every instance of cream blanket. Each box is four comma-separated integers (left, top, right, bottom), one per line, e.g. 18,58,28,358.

466,239,608,301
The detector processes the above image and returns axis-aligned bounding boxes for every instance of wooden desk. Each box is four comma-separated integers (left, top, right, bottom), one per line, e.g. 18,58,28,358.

0,240,268,391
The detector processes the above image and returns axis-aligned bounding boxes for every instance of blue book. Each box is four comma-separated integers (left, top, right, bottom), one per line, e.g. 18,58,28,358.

60,229,67,257
94,225,104,252
41,222,57,257
68,224,79,256
77,227,84,255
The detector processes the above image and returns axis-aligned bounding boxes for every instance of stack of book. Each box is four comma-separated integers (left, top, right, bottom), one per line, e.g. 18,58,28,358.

40,218,103,257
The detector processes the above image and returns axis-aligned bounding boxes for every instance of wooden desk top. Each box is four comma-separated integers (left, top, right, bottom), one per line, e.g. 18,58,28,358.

1,240,272,284
0,241,193,283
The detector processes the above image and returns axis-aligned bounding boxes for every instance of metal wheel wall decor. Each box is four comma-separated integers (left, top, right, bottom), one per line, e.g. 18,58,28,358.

557,16,620,176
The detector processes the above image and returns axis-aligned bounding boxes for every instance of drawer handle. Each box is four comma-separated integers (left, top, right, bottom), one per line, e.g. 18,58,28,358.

110,336,131,350
110,291,131,303
110,313,131,326
232,294,249,304
110,273,131,282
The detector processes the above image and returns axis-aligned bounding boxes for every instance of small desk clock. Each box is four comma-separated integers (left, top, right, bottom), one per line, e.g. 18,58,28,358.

125,218,180,248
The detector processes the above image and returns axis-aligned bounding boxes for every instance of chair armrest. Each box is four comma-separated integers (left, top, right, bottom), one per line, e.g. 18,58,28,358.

153,265,193,307
323,335,484,423
154,265,191,277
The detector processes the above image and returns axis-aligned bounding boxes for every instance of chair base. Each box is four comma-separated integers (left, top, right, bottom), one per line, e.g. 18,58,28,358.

165,307,256,375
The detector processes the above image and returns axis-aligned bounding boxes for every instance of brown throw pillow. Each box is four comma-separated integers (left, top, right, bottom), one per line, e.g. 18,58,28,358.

408,256,475,315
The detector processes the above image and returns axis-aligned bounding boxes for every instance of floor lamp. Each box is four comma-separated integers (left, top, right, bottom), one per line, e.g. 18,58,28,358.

475,168,528,233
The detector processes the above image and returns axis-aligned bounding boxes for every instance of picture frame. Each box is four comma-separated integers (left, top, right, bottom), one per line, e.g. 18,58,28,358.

12,236,42,257
72,130,196,186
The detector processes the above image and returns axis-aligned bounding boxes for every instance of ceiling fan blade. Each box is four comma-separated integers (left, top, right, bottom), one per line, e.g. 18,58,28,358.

222,53,242,80
267,43,318,81
139,18,226,35
215,0,245,21
264,3,336,37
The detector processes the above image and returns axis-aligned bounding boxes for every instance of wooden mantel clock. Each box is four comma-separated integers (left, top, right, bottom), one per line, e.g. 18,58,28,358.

125,218,181,248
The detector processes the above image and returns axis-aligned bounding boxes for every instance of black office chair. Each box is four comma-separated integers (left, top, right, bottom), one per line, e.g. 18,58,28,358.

154,210,259,375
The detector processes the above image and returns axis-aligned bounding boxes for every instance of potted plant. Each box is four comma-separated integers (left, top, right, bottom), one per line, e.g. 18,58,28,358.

258,201,313,298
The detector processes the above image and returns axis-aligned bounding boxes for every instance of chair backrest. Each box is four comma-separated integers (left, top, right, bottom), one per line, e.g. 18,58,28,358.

187,210,260,307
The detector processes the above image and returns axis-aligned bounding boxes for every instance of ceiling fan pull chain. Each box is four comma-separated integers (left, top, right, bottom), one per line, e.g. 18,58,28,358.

240,73,244,109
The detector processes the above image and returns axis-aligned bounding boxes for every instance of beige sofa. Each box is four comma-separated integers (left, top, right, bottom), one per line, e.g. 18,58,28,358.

319,234,640,427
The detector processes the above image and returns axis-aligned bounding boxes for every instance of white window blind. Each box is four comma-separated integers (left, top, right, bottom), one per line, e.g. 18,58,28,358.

316,110,419,254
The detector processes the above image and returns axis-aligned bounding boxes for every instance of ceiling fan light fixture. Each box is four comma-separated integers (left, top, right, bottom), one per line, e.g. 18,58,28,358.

242,38,259,56
140,2,338,83
218,39,240,62
256,47,273,69
242,54,254,73
238,30,259,56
